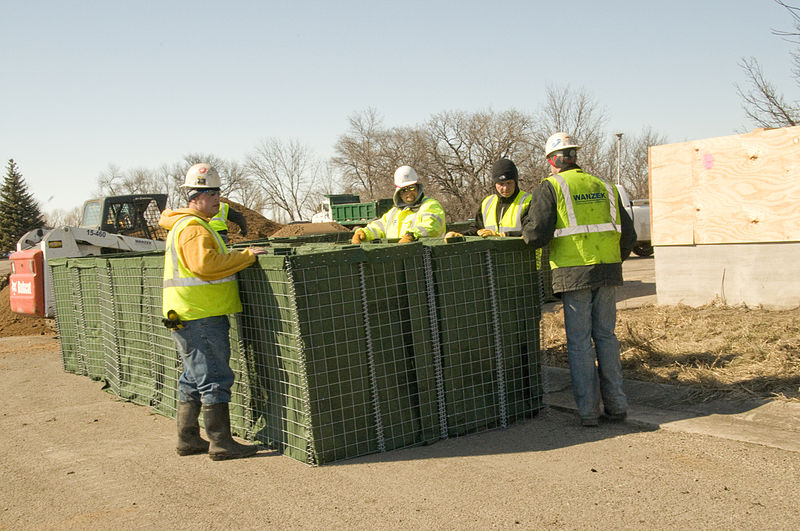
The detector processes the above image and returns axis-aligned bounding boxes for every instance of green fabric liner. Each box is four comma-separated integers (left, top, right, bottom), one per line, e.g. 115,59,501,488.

52,239,544,465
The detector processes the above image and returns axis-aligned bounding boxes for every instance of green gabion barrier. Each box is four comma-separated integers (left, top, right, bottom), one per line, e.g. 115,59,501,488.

52,237,544,465
538,246,557,303
50,259,80,374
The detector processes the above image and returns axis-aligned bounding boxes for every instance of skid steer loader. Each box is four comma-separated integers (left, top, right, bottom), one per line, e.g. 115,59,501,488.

9,194,168,318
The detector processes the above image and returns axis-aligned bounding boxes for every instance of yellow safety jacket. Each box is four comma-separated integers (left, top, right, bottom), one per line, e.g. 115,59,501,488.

545,169,622,269
162,215,241,320
209,202,230,233
362,196,446,240
480,191,532,234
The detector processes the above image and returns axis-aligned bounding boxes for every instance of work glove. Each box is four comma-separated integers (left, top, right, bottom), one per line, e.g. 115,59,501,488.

444,231,463,239
351,229,366,245
398,232,416,244
477,229,504,238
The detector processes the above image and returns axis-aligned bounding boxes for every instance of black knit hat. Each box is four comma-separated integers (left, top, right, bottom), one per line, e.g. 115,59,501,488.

491,158,518,183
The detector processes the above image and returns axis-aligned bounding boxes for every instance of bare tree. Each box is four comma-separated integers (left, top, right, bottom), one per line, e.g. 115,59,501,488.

602,128,668,200
96,164,169,198
736,1,800,128
246,139,320,221
737,57,799,127
45,206,81,227
424,109,536,220
535,85,609,176
332,108,384,198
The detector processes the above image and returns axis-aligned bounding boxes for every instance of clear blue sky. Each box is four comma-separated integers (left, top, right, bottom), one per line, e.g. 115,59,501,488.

1,0,795,214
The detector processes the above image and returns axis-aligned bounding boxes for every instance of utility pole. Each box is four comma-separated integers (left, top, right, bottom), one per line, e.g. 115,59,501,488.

615,133,623,185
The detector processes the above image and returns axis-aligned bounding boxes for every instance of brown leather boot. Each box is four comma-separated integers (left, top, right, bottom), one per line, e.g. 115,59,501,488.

202,402,259,461
176,401,209,456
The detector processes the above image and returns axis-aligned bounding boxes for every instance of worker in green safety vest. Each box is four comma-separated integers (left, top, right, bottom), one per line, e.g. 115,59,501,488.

160,162,267,460
522,132,636,427
209,201,248,243
444,158,531,239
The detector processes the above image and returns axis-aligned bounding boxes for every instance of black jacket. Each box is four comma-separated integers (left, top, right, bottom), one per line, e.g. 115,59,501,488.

521,168,636,294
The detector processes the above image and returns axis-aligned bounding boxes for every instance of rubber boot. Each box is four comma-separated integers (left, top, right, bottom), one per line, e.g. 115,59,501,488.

176,401,209,456
202,402,259,461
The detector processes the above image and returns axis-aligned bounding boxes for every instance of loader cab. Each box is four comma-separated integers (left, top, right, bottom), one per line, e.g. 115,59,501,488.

80,194,168,240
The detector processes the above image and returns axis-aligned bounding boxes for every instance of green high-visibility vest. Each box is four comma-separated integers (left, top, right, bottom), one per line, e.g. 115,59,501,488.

480,191,532,234
162,215,241,320
209,202,230,232
545,168,622,269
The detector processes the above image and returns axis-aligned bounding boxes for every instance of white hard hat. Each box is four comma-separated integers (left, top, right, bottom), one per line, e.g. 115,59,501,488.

394,165,419,188
182,163,221,188
545,132,581,158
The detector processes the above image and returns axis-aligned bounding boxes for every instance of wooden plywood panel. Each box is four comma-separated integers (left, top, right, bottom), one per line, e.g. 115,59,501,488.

649,126,800,245
648,142,695,245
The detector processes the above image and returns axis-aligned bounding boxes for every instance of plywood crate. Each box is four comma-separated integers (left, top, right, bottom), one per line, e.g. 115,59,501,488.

649,126,800,307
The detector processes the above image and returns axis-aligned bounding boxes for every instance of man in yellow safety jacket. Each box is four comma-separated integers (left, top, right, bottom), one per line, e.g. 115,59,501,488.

351,165,446,244
445,158,531,239
522,132,636,427
160,162,267,460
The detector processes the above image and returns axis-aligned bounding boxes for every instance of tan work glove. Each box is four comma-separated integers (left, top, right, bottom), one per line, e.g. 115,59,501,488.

444,231,463,239
477,228,504,238
351,229,366,245
398,232,416,244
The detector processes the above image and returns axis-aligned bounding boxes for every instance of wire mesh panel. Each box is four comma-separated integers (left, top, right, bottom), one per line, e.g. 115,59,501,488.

107,256,154,406
486,239,545,423
69,258,106,380
288,246,376,464
49,259,80,374
358,243,441,452
425,239,503,437
538,246,556,302
238,253,315,463
141,254,180,418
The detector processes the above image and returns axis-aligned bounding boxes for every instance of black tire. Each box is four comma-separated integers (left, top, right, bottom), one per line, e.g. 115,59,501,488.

633,244,654,257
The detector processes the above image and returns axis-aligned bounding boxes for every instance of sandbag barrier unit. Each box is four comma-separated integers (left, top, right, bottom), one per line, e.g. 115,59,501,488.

49,237,544,465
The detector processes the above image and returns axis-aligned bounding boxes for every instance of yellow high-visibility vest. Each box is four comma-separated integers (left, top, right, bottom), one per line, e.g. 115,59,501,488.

209,202,230,232
480,191,532,234
545,169,622,269
162,215,241,320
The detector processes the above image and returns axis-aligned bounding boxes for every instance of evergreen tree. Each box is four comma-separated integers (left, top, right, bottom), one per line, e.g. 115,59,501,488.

0,159,45,254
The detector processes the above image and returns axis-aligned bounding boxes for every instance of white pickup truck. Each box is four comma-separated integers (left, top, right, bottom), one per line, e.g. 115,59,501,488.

616,185,652,257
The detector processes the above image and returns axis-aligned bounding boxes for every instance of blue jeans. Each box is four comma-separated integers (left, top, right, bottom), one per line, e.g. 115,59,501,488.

561,287,627,419
171,315,235,405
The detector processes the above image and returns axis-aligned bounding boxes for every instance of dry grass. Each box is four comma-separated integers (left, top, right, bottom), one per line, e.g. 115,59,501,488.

541,303,800,402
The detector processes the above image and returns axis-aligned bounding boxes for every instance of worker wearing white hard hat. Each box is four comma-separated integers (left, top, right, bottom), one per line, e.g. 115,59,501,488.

522,133,636,427
160,162,267,460
181,163,248,243
351,165,446,244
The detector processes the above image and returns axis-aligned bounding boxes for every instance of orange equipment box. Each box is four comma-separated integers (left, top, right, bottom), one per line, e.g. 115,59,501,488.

9,248,45,317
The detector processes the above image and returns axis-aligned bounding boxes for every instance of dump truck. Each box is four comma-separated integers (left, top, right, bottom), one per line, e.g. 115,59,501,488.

9,194,168,317
311,194,394,227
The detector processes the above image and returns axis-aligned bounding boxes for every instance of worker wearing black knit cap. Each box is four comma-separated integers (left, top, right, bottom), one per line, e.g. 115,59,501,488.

446,158,532,238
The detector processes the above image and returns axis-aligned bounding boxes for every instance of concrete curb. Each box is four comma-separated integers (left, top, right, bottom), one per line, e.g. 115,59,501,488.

545,366,800,453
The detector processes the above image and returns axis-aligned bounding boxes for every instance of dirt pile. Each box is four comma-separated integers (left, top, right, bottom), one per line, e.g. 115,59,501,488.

0,281,55,338
269,222,352,237
222,199,284,243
